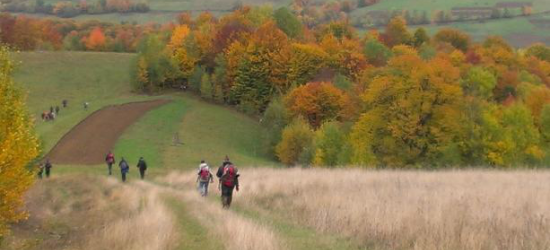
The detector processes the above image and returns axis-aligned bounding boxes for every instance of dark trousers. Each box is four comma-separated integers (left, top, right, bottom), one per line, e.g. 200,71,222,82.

38,170,43,179
107,163,113,175
139,168,146,180
45,168,51,178
221,185,235,208
121,171,127,182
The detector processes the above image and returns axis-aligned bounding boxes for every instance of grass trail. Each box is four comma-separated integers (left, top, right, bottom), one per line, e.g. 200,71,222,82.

165,197,224,250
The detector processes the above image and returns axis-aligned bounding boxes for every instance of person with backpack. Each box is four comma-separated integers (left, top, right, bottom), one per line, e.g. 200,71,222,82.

44,159,53,178
196,160,214,196
216,156,239,209
105,151,115,175
136,157,147,180
119,157,129,182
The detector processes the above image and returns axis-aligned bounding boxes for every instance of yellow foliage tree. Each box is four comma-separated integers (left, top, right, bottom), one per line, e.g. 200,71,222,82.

0,46,39,237
168,25,191,51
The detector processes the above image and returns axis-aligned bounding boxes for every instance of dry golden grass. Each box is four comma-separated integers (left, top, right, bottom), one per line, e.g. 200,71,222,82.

236,168,550,250
77,180,176,250
163,172,282,250
2,175,176,250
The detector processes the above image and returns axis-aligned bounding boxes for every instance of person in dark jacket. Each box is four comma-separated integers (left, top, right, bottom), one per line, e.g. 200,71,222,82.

62,99,68,108
55,106,60,114
216,156,239,209
105,151,115,175
119,157,129,182
137,157,147,180
44,159,53,178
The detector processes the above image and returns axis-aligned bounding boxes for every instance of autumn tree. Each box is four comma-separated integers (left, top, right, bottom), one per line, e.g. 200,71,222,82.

284,81,351,128
433,28,470,52
275,118,314,165
351,54,464,166
84,27,106,51
0,46,40,237
288,43,329,85
525,43,550,62
381,16,411,47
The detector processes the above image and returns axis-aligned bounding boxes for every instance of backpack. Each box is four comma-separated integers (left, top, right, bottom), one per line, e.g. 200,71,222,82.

199,167,210,182
106,153,114,163
222,165,236,187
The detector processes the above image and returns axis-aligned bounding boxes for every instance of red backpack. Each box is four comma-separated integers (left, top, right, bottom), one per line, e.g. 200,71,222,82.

106,153,114,163
199,167,210,182
222,165,236,187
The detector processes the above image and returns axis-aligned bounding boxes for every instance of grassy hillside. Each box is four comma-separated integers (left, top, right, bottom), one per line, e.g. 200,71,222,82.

13,52,153,153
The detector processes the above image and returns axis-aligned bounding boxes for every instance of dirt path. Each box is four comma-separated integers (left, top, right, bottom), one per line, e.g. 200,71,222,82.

46,99,170,165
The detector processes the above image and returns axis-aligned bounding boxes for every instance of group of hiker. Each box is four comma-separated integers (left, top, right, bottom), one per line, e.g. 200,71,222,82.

196,156,240,208
105,151,148,182
41,104,61,121
37,159,53,179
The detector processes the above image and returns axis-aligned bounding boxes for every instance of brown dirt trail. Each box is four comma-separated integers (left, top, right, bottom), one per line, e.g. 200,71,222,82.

46,99,170,165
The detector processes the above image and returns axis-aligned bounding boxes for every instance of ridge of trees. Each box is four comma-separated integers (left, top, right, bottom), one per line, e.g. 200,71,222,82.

131,9,549,167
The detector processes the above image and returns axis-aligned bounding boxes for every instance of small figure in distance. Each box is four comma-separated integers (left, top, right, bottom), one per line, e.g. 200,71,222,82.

55,106,60,115
196,160,213,197
119,157,129,182
44,159,53,178
62,99,68,108
37,162,44,179
137,157,147,180
50,106,54,114
84,102,89,110
216,156,240,209
41,111,47,121
105,151,115,175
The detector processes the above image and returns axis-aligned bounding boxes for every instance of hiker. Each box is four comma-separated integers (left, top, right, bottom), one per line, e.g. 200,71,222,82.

216,156,239,209
105,151,115,175
50,106,54,114
62,99,68,108
196,160,213,197
41,111,47,121
136,157,147,180
37,163,44,179
44,159,53,178
84,102,89,110
55,106,60,114
48,111,55,121
119,157,129,182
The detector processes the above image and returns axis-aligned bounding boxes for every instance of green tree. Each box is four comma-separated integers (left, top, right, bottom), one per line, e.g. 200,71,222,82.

0,46,40,237
541,104,550,145
412,28,429,48
363,37,393,66
463,67,497,99
313,121,345,167
200,73,213,99
276,118,314,165
274,7,303,39
262,98,289,158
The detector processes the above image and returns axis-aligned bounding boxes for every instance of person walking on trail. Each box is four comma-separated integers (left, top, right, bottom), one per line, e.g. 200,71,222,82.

55,106,60,115
119,157,130,182
62,99,68,108
50,106,54,114
196,160,213,197
105,151,115,175
37,163,44,179
44,159,53,178
216,156,239,209
137,157,147,180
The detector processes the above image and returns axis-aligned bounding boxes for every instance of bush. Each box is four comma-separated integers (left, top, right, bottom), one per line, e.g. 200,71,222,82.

275,118,314,165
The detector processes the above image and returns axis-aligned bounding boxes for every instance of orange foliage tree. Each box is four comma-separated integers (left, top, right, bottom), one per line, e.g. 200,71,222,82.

285,81,351,128
84,27,106,51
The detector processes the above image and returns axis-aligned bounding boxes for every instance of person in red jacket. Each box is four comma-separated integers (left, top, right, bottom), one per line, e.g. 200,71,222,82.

105,151,115,175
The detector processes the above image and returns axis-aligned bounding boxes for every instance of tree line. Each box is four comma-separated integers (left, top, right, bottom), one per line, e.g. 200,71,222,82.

2,0,149,18
131,7,550,167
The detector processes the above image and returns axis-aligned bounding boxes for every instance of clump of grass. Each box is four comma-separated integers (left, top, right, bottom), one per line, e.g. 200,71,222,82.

236,168,550,250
